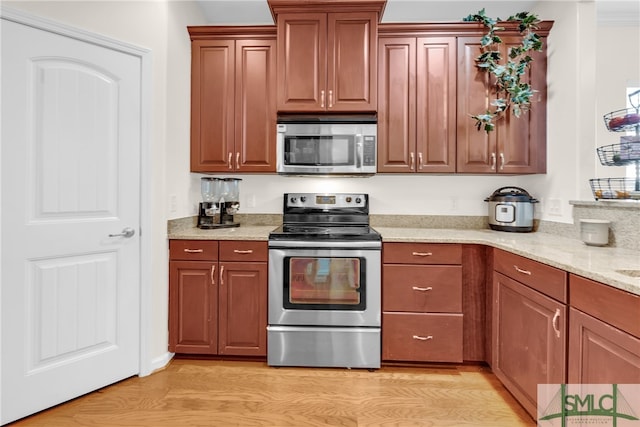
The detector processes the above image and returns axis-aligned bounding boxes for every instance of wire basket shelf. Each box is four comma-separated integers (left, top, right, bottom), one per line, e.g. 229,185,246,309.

589,177,640,200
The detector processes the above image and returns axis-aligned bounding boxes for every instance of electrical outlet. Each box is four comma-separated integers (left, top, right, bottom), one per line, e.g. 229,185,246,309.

548,198,562,216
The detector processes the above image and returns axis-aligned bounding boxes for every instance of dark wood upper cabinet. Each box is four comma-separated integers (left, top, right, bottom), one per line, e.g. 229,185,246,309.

188,27,276,173
378,21,552,175
456,26,551,174
269,1,384,112
378,34,456,172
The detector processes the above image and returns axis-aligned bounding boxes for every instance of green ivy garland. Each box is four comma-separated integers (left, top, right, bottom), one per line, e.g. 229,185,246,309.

463,9,543,133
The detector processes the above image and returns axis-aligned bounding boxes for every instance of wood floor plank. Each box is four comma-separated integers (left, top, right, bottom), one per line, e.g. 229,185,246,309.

8,359,534,426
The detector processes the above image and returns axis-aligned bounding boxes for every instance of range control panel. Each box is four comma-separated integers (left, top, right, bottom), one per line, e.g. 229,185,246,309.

285,193,368,209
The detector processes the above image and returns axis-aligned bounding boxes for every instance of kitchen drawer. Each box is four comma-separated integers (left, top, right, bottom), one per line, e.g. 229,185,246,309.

493,249,567,303
383,265,462,313
383,243,462,265
570,274,640,338
382,312,463,362
169,240,218,261
219,240,267,262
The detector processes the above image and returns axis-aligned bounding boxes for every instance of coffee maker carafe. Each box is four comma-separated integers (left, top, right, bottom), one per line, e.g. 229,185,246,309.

198,177,241,229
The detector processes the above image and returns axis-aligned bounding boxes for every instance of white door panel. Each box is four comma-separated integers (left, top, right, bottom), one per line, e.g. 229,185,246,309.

2,16,142,425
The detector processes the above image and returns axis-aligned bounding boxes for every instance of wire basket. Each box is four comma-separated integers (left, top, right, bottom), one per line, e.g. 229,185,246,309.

589,177,639,200
596,140,640,166
603,108,640,132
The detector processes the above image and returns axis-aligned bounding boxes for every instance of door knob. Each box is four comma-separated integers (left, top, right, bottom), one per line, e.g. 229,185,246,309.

108,227,135,238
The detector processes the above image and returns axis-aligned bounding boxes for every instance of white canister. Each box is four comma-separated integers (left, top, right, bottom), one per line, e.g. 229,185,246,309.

580,219,611,246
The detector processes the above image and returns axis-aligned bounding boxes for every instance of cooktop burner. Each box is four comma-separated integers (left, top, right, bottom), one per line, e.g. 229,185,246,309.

269,224,381,241
269,192,381,242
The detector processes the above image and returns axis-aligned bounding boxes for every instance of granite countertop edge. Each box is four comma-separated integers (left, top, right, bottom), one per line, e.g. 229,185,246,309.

168,224,640,296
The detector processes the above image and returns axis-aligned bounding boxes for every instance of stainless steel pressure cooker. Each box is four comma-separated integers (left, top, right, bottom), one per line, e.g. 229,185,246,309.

485,187,538,232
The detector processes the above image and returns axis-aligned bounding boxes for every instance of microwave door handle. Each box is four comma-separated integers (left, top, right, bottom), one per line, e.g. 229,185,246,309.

356,135,363,168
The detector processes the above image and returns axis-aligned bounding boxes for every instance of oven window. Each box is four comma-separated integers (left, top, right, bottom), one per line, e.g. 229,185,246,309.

283,256,366,311
284,136,354,166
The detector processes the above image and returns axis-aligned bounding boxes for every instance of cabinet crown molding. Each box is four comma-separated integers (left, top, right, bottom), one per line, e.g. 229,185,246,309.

188,25,276,40
378,20,554,36
267,0,387,21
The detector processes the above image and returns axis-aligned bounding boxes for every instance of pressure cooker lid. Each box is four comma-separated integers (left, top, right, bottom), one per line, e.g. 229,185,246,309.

484,186,538,202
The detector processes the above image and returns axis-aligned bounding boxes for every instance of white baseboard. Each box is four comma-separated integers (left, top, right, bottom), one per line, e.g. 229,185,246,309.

145,352,174,376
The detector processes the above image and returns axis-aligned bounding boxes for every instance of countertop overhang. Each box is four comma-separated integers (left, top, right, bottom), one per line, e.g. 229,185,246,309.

168,224,640,296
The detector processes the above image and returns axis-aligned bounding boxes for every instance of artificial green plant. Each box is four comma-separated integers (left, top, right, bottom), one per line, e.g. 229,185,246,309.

463,9,543,133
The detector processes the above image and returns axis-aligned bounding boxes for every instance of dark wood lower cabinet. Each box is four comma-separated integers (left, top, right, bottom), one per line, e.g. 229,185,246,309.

169,260,218,354
169,240,268,357
218,262,268,356
568,307,640,384
492,271,566,418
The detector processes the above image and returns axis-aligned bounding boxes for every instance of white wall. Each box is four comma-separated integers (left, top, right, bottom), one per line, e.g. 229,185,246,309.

4,0,638,367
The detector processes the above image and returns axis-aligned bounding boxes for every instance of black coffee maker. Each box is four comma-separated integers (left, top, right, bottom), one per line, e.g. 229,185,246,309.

198,177,241,229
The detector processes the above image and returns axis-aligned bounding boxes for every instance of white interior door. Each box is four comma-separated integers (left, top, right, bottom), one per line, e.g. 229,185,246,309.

1,15,142,424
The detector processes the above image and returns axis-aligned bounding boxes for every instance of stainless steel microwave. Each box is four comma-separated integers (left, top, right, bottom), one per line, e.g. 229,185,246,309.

276,115,377,176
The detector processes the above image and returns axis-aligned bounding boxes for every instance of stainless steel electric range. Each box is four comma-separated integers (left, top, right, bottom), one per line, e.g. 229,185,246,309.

267,193,382,369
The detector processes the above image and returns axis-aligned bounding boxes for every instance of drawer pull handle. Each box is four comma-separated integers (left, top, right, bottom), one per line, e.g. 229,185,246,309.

184,249,204,253
514,265,532,275
412,335,433,341
233,249,254,254
220,265,224,285
552,308,561,338
412,286,433,292
412,252,433,257
210,265,216,285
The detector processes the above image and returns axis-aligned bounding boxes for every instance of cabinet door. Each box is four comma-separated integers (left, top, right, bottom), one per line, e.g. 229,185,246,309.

568,308,640,384
496,37,547,174
190,40,235,172
456,37,494,173
457,36,547,174
377,37,415,172
327,12,377,111
235,39,277,172
276,13,326,111
168,260,217,354
415,37,456,172
218,261,268,356
493,272,566,418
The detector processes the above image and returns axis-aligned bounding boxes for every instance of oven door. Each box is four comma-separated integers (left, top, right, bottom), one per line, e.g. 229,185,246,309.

268,244,381,327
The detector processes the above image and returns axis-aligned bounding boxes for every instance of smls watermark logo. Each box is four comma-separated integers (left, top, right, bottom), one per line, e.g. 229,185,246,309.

538,384,640,426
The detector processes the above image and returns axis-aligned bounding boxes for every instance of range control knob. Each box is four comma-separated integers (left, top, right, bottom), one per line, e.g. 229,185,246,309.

300,196,307,203
346,197,352,203
290,197,297,204
355,197,362,204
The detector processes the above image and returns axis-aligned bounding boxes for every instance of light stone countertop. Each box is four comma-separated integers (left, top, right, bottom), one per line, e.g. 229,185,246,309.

167,219,640,296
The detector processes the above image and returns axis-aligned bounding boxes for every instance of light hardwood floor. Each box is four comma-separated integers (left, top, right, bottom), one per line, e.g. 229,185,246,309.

9,359,535,426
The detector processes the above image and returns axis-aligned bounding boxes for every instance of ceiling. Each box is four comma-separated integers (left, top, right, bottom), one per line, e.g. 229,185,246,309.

193,0,640,25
